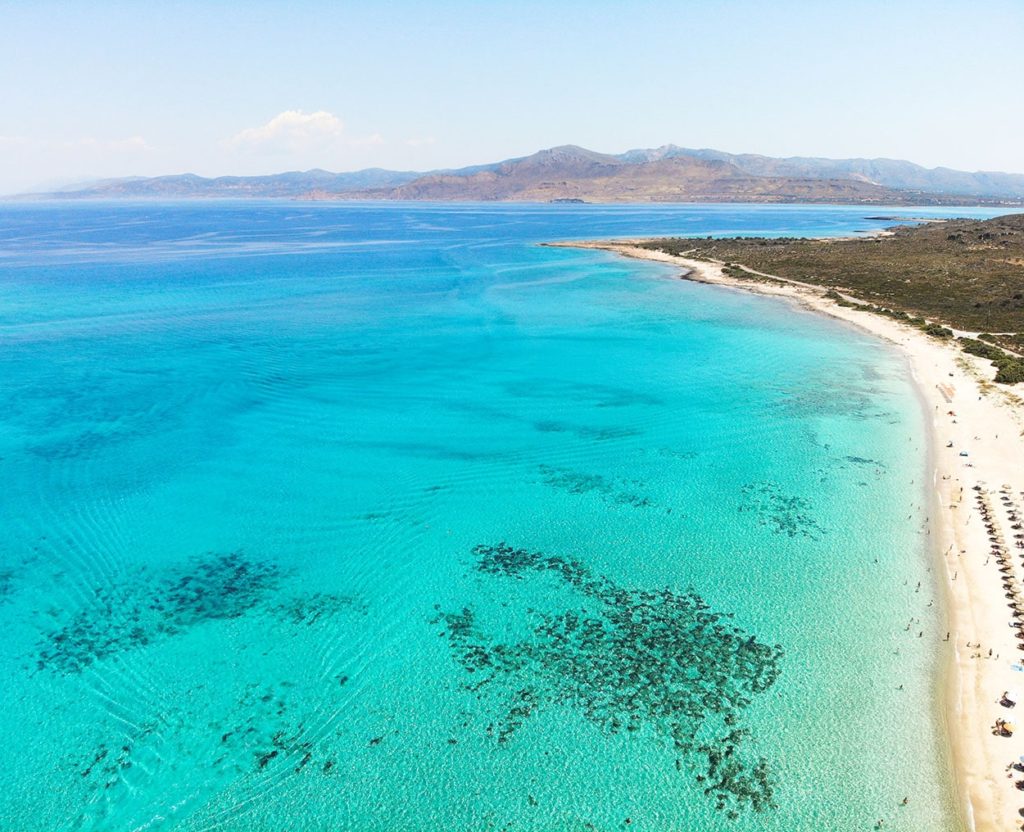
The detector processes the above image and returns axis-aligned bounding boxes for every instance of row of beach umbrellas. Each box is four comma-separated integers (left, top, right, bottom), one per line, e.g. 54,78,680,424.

976,488,1024,657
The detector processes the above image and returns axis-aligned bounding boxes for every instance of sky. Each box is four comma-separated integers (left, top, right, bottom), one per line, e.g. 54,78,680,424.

1,0,1023,194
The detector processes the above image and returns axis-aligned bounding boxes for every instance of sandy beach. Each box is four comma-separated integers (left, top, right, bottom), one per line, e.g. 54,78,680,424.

552,240,1024,832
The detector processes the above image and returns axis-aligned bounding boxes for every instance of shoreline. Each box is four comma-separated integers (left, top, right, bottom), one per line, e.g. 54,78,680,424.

549,240,1024,832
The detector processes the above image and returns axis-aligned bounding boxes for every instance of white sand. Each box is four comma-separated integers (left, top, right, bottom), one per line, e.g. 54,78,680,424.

551,241,1024,832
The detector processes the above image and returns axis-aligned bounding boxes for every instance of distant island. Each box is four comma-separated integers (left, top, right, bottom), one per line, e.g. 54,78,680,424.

16,145,1024,206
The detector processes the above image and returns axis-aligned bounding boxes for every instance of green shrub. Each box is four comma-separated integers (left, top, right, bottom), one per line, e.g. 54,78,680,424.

959,337,1006,361
994,357,1024,384
958,337,1024,384
920,322,953,338
824,289,858,308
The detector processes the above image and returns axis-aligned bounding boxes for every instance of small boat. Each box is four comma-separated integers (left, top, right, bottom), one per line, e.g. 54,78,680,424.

960,451,969,457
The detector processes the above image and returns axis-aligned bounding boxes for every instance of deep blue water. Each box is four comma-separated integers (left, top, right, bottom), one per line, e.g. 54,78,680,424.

0,201,1005,831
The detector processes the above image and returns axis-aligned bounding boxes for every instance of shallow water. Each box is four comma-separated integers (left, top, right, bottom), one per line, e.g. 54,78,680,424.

0,201,1003,831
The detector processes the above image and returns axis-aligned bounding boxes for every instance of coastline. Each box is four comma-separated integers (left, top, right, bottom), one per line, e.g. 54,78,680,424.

549,240,1024,832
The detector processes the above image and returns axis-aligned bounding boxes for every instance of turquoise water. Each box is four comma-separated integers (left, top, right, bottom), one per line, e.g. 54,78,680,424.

0,202,1008,831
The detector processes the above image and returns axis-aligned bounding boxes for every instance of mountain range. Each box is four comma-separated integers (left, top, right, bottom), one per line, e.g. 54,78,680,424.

19,145,1024,205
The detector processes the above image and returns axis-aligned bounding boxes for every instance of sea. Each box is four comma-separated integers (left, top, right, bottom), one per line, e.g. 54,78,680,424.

0,201,1006,831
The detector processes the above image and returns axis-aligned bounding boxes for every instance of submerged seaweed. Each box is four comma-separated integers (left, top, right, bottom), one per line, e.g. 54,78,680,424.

434,543,784,817
844,455,886,468
37,551,282,674
532,420,642,441
270,592,368,626
538,465,652,508
0,567,15,605
72,676,345,810
37,552,369,674
739,482,825,539
775,384,894,423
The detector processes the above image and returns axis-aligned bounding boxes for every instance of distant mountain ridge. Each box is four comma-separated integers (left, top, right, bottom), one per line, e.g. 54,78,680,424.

43,168,422,199
651,146,1024,199
370,145,933,204
18,145,1024,205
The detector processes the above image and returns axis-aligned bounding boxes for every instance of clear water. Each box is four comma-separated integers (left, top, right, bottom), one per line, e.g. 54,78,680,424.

0,201,1007,831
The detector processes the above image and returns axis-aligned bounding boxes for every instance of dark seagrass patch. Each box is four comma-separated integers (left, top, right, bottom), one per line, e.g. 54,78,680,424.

433,542,784,818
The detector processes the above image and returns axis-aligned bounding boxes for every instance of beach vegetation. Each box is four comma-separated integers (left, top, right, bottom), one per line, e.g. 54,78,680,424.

959,337,1006,361
956,337,1024,382
639,213,1024,333
919,322,954,338
994,360,1024,384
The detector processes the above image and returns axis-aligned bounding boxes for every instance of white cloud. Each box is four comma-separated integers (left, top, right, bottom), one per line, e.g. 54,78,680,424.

109,135,151,152
61,135,152,153
404,136,436,148
350,132,384,148
226,110,348,153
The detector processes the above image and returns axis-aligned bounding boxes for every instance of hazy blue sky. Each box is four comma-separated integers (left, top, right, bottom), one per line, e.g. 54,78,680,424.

1,0,1022,193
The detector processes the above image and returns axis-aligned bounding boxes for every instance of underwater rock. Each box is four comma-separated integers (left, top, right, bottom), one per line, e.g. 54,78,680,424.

434,543,784,817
